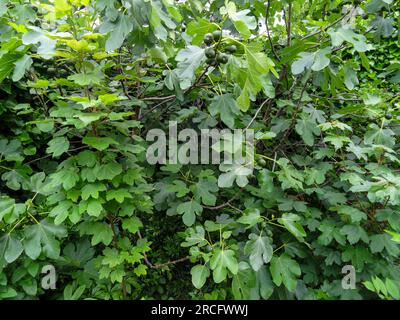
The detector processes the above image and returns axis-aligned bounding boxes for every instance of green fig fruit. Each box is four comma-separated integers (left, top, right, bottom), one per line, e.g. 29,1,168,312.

217,53,228,64
226,45,237,53
205,48,216,58
203,33,214,45
212,30,222,41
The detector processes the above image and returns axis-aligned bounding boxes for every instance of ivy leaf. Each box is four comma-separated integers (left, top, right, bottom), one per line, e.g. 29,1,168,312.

208,94,239,129
177,200,203,226
270,253,301,292
46,136,70,157
244,233,273,271
210,249,239,283
191,264,210,289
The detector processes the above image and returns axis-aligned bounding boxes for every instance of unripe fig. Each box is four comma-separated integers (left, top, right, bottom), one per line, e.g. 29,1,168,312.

212,30,222,41
226,45,237,53
205,48,216,58
257,158,267,166
203,33,213,45
217,53,228,64
47,67,56,74
206,57,216,65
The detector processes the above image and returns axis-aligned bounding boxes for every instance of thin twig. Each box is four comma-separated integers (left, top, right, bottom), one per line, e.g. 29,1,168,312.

301,6,355,41
139,64,212,120
272,78,310,153
24,146,88,165
286,2,292,47
265,1,280,61
245,98,271,130
142,95,176,101
118,47,132,100
202,189,242,210
137,230,189,269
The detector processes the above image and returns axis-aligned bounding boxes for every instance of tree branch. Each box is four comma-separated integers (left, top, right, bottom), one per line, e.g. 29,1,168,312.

137,230,189,269
202,189,243,210
265,0,280,61
272,77,310,153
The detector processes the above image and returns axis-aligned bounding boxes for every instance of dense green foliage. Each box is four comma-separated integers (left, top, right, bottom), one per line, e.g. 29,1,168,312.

0,0,399,300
